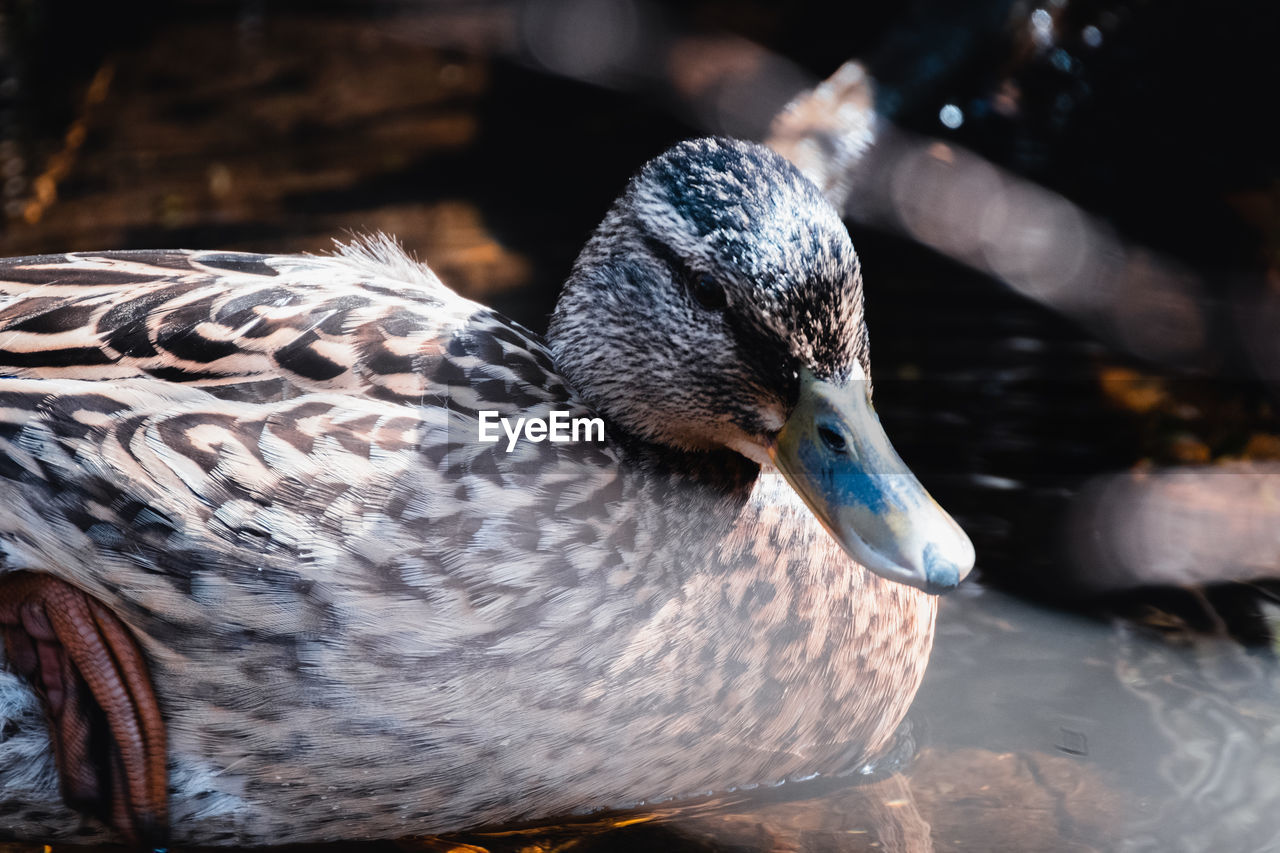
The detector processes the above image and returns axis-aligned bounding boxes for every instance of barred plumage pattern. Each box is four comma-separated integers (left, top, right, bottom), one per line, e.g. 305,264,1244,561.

0,237,932,845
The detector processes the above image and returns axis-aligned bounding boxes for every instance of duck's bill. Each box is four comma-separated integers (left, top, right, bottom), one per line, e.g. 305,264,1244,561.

770,368,975,593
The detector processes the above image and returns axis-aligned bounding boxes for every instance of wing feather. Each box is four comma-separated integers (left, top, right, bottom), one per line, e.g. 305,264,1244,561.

0,245,565,411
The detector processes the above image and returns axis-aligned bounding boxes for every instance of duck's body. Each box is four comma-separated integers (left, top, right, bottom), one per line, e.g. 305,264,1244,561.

0,139,965,845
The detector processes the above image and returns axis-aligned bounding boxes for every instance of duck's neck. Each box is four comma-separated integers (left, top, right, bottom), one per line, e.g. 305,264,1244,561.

608,426,763,496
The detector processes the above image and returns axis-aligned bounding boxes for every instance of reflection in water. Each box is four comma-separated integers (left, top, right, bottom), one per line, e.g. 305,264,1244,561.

914,587,1280,852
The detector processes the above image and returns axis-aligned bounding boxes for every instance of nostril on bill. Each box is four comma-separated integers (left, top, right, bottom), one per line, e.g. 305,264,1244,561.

817,425,847,454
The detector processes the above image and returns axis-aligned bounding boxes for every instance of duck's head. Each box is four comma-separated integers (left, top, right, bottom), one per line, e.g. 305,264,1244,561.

549,138,973,593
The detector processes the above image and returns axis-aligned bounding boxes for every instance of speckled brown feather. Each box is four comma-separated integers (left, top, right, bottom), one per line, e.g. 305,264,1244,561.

0,143,936,845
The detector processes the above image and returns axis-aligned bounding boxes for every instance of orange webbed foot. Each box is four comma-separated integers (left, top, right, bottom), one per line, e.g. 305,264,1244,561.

0,571,168,846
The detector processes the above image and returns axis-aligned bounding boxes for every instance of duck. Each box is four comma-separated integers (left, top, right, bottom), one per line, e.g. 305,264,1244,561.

0,137,973,847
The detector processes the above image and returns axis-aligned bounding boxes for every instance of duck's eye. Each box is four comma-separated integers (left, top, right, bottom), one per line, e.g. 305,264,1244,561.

690,276,727,311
